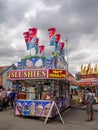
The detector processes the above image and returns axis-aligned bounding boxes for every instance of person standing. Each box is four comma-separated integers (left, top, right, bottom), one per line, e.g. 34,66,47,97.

85,88,94,121
9,88,16,108
1,87,7,110
6,88,11,106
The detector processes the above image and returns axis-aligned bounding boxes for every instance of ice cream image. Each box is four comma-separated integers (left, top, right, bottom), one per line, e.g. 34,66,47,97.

17,102,22,115
35,59,43,68
26,59,34,69
24,103,29,110
36,104,43,116
23,102,29,116
43,103,51,117
30,102,36,116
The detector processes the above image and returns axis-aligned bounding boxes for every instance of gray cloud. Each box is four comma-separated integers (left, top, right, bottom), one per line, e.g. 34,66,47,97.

0,0,98,75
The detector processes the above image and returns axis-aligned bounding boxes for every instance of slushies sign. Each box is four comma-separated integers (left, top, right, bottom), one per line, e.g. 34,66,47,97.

9,69,66,80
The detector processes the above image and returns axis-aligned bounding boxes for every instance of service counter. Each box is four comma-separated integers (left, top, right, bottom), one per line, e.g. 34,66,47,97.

15,98,70,118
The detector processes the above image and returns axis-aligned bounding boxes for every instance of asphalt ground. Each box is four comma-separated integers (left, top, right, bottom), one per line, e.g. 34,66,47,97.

71,103,98,112
0,105,98,130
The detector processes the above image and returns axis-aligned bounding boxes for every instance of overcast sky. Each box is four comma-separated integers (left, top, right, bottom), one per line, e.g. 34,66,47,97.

0,0,98,75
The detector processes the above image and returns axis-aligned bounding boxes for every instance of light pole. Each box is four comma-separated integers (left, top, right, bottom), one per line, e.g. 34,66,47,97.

65,39,69,72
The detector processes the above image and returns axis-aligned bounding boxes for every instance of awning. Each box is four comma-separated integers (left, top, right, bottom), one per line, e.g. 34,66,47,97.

71,86,78,89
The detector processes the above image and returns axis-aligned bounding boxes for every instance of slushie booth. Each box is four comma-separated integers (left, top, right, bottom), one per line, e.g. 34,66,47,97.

9,69,70,118
9,27,70,118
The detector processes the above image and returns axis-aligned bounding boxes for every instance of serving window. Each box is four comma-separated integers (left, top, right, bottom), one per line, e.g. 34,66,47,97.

15,80,69,101
18,80,51,100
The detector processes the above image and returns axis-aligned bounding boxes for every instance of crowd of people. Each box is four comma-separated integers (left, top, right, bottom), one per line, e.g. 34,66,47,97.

0,86,17,111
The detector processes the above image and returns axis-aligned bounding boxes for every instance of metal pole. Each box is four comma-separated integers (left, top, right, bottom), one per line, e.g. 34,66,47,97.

66,39,69,71
65,39,69,78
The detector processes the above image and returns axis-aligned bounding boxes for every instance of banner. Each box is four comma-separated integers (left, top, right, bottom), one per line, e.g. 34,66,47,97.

48,27,56,38
39,45,45,54
31,36,39,46
23,31,30,50
23,28,39,50
50,36,56,46
59,42,65,50
55,42,65,54
28,28,37,41
55,34,61,42
23,31,29,43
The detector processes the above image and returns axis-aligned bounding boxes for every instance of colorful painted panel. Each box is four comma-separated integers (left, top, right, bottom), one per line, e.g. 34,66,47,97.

15,100,52,117
23,56,47,69
15,98,70,117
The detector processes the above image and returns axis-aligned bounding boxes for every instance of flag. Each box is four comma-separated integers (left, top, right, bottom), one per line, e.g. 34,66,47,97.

50,35,56,46
57,42,65,54
28,28,37,41
48,27,56,38
54,34,61,51
59,42,65,50
35,45,45,55
23,31,36,50
55,34,61,42
39,45,45,54
31,36,39,46
60,48,65,56
23,31,30,50
36,37,39,45
23,31,29,43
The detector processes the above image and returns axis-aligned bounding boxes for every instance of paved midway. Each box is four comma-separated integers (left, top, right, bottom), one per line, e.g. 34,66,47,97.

0,105,98,130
